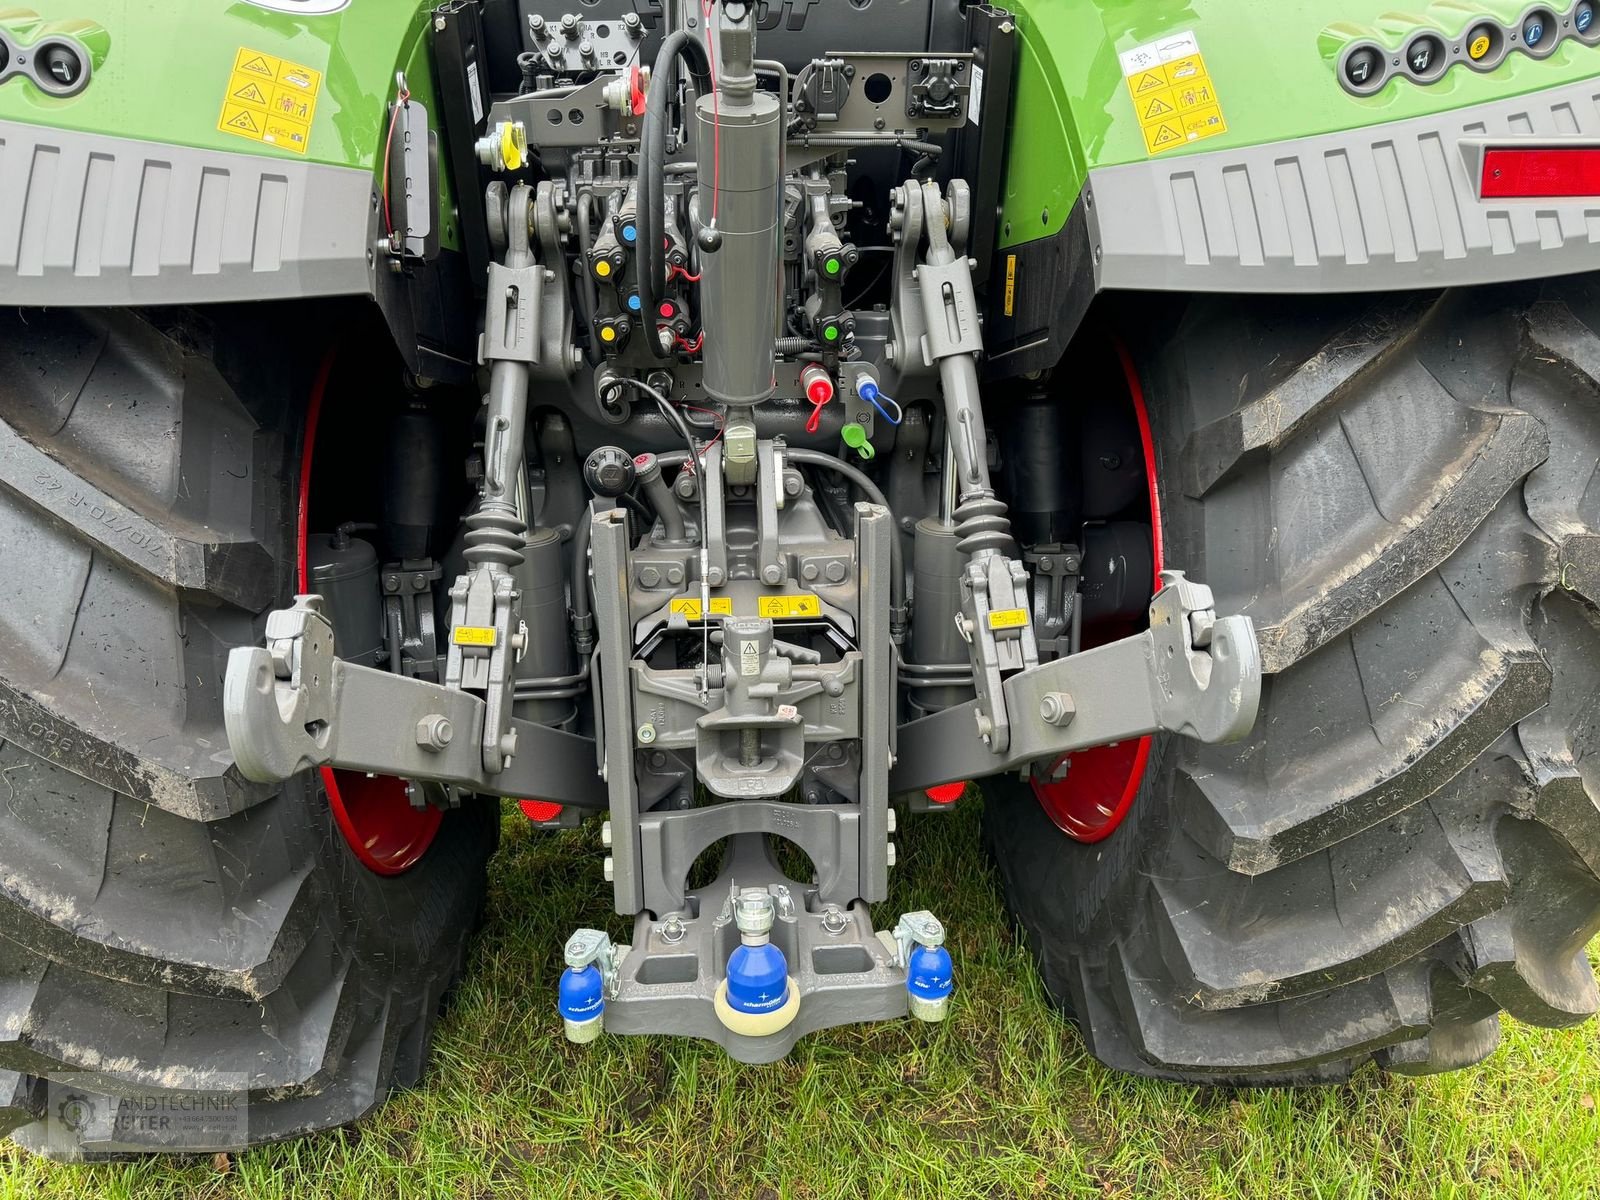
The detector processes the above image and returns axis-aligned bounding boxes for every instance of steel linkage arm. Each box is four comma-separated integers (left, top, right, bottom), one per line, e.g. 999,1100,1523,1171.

890,572,1262,792
224,597,606,809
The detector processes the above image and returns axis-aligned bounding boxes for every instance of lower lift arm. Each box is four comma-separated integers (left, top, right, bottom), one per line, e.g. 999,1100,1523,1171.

890,571,1260,793
225,596,607,808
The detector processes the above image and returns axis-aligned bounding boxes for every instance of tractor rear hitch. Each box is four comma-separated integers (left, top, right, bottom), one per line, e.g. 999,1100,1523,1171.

556,834,952,1062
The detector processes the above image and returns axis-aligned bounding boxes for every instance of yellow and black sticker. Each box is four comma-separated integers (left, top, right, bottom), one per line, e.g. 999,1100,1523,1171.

756,594,822,620
987,607,1029,631
1003,253,1017,317
1119,31,1227,156
669,596,735,620
217,47,321,155
453,626,498,647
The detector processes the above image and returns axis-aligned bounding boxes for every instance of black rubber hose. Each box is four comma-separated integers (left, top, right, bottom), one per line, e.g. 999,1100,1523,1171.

785,448,906,614
639,31,711,359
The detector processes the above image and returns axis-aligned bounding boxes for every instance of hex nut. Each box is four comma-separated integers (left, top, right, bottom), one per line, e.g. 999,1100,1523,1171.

416,714,454,751
1039,692,1076,727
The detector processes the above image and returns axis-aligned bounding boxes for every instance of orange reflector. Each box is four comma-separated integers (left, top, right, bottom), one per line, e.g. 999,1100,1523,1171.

925,782,966,805
518,799,563,822
1481,147,1600,199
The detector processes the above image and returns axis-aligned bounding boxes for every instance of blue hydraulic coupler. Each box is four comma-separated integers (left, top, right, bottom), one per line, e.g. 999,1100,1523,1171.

907,943,954,1022
714,888,802,1036
558,963,605,1042
726,940,790,1014
894,911,953,1023
559,929,619,1044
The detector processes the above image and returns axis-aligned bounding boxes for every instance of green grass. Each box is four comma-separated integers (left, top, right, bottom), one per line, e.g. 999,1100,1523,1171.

3,797,1598,1200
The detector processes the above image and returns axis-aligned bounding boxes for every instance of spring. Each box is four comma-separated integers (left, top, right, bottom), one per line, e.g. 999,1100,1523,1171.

464,501,527,569
954,492,1015,558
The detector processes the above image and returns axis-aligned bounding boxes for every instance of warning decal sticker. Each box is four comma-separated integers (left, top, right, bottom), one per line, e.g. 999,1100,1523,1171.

217,47,321,155
1119,31,1227,156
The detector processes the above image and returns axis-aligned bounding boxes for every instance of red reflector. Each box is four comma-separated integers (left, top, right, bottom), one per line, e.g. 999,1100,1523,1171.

924,782,966,805
518,799,563,822
1481,147,1600,198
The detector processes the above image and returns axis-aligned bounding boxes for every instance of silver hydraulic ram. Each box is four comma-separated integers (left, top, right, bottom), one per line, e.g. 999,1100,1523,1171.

695,2,780,406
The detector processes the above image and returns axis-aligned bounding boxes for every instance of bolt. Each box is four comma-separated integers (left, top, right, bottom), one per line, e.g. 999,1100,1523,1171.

603,855,614,882
887,807,897,833
636,722,657,745
666,565,685,586
639,565,662,588
415,714,454,751
761,564,784,585
499,730,519,759
784,473,803,498
733,888,776,938
1040,692,1076,727
412,573,428,590
601,820,612,847
886,842,897,868
529,14,545,32
385,574,401,592
434,14,447,31
824,561,847,583
1038,556,1054,572
802,562,820,581
560,13,579,35
1063,555,1081,573
707,567,725,586
648,750,667,768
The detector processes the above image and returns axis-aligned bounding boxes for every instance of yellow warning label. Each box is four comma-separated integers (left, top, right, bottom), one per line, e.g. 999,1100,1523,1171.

217,47,321,155
987,607,1029,630
756,594,822,620
1003,254,1016,318
1141,95,1175,121
669,596,735,620
453,626,498,647
1121,31,1227,156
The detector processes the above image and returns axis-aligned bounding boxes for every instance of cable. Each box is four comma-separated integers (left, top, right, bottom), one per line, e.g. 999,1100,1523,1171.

379,78,412,243
701,0,721,228
638,32,711,359
785,448,906,615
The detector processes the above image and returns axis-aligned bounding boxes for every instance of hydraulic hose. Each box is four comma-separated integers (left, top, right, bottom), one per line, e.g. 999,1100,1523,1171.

639,31,711,358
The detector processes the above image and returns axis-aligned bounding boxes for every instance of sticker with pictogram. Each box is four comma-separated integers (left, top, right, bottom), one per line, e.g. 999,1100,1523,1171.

1119,30,1228,156
217,47,322,154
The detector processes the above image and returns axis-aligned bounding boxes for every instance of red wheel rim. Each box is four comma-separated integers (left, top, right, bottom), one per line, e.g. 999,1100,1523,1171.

1030,340,1161,843
298,349,441,876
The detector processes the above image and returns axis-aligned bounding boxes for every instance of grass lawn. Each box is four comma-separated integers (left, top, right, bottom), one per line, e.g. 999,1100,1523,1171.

2,795,1596,1199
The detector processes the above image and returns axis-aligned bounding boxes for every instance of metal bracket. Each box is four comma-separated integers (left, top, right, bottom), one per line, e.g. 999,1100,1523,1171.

224,596,606,808
564,928,627,999
890,910,945,967
890,571,1263,791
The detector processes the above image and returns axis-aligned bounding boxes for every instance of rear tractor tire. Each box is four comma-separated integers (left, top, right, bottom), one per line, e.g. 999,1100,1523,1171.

986,279,1600,1082
0,306,498,1156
